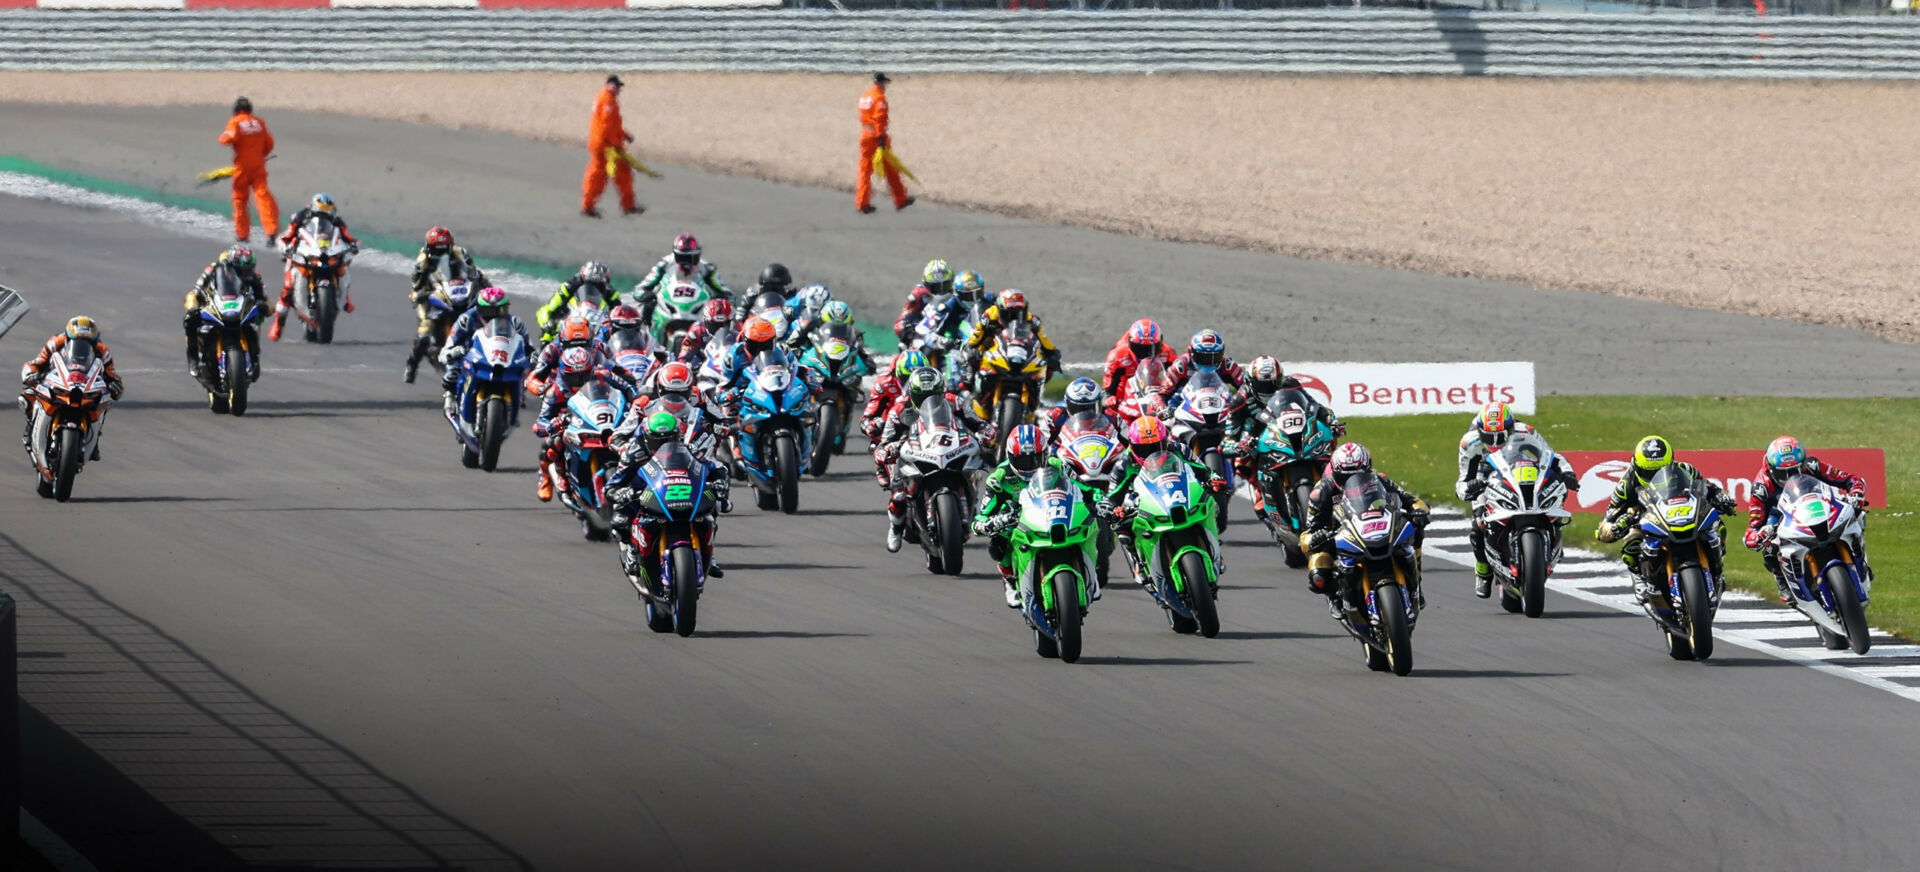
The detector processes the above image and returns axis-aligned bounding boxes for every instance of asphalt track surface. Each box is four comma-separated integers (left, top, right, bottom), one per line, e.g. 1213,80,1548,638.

4,102,1919,396
4,192,1920,871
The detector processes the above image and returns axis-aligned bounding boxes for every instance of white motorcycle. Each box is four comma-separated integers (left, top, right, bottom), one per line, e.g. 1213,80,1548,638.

1471,430,1572,618
1767,476,1873,654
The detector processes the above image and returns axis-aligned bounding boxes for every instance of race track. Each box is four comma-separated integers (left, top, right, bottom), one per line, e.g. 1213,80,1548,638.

3,191,1919,871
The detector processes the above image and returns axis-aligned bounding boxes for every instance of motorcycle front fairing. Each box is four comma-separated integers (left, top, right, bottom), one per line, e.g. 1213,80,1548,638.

1774,475,1870,609
449,321,530,449
737,354,813,486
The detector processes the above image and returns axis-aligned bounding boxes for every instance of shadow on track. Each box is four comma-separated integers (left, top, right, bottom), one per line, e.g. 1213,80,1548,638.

1213,630,1332,641
1077,656,1256,667
695,630,871,640
245,505,549,514
0,531,534,871
64,496,237,504
720,562,862,572
1416,669,1572,679
116,399,430,412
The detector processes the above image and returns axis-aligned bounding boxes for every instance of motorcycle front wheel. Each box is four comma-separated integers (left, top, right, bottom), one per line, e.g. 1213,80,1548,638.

774,433,800,515
480,397,509,472
1828,564,1872,655
671,545,700,637
316,282,338,344
1378,584,1414,676
1052,568,1082,663
809,404,837,477
53,427,80,503
1178,549,1219,638
933,491,965,576
1679,566,1714,661
1519,528,1548,618
223,346,248,417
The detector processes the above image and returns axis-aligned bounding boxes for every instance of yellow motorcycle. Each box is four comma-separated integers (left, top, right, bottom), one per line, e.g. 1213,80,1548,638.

971,319,1048,459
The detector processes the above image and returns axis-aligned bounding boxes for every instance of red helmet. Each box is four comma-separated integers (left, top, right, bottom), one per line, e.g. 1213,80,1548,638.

1006,424,1044,475
743,316,777,345
1331,442,1373,479
559,347,594,388
425,226,453,249
656,361,694,393
702,298,734,325
1126,318,1161,349
997,290,1027,315
1128,416,1168,459
672,233,701,268
609,304,643,332
558,312,594,345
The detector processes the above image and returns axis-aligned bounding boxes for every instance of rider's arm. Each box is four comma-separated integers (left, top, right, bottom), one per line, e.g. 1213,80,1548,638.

1808,457,1869,501
536,281,573,330
963,308,998,351
702,265,731,300
96,342,124,399
410,251,433,293
636,262,667,294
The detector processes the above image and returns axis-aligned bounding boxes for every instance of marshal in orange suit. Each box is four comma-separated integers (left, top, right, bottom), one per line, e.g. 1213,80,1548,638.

219,97,279,242
857,72,914,215
582,74,641,218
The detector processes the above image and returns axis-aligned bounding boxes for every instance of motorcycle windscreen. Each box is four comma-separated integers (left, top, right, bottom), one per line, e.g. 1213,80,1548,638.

647,444,705,519
997,319,1037,365
1779,474,1837,539
1022,466,1080,543
1339,472,1401,550
1133,451,1194,523
1497,431,1553,498
1639,466,1706,536
1181,371,1231,418
917,396,957,429
608,329,650,356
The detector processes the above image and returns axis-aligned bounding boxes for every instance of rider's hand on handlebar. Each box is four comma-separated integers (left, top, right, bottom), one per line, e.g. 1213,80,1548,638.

1205,479,1231,495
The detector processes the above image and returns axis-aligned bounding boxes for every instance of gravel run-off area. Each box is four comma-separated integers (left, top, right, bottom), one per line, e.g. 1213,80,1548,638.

3,71,1916,342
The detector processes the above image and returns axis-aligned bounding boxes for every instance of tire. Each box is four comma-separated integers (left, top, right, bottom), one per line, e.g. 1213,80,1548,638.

317,283,338,344
935,492,966,576
1817,625,1849,650
1378,584,1413,676
1827,563,1872,655
809,404,838,477
1178,550,1219,638
1665,630,1696,661
756,490,777,511
480,397,508,472
995,394,1023,460
209,391,228,414
52,427,80,503
1283,482,1311,568
1051,569,1082,664
1096,523,1113,583
774,433,800,515
645,599,675,634
1204,450,1230,527
1034,626,1059,659
460,444,480,469
223,347,248,417
1364,638,1390,672
1679,566,1714,661
671,545,700,637
1519,529,1548,618
35,476,53,499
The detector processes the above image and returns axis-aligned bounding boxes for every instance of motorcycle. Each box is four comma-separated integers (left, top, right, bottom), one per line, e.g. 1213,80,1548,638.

1240,388,1339,568
285,215,353,343
1112,357,1172,430
1323,473,1422,675
555,381,630,541
22,338,109,502
910,295,976,393
605,325,660,386
973,319,1048,461
742,287,788,320
191,268,263,416
1167,370,1242,527
412,270,473,379
1629,465,1726,662
618,443,718,637
1770,475,1873,654
1115,450,1224,638
895,397,987,575
1005,465,1099,663
652,278,712,349
1053,410,1124,582
735,351,813,514
444,318,529,472
1472,430,1571,618
797,322,869,476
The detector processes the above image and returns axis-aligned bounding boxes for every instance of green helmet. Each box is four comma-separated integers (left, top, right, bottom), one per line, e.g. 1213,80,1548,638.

922,259,954,293
643,411,681,451
906,366,943,401
221,243,256,273
893,349,929,379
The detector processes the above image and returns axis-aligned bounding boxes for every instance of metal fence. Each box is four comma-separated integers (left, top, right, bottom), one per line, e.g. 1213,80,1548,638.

1,10,1917,77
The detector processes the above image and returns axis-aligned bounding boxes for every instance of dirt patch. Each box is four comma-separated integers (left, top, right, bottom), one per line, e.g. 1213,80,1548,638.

5,71,1916,341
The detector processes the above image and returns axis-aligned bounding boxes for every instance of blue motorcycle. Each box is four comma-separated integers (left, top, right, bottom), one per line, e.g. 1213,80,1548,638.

796,322,870,476
443,318,529,472
191,269,263,416
618,443,718,637
556,381,630,540
734,350,814,514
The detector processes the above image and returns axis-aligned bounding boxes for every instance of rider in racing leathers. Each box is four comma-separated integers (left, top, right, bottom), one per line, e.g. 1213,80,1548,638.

1099,416,1230,588
893,259,954,343
406,226,489,383
973,424,1092,609
632,233,731,329
1036,377,1124,451
963,290,1062,381
874,367,993,552
536,261,619,344
1302,443,1431,614
608,410,733,586
1228,355,1346,518
783,284,834,349
438,287,532,412
862,350,927,443
184,244,269,381
530,347,638,503
1454,402,1577,598
1100,318,1179,397
1743,435,1869,603
672,299,735,365
1596,435,1738,604
21,316,124,462
1157,328,1247,402
269,193,360,341
527,312,610,396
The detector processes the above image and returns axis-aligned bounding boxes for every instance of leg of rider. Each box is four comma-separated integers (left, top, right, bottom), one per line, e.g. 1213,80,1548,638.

537,439,558,502
988,535,1018,606
341,266,354,313
1763,546,1790,601
1469,515,1493,597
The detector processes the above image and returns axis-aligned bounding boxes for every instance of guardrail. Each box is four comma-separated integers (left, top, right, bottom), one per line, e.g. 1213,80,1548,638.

1,10,1917,77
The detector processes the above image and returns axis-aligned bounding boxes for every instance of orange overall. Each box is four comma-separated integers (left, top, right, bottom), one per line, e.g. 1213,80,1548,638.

582,83,635,213
857,83,909,212
219,112,278,242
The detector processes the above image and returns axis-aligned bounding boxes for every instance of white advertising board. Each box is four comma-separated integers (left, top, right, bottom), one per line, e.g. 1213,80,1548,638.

1282,361,1536,417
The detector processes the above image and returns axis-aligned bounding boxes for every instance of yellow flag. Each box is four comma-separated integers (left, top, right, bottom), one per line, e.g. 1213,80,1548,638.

195,165,239,187
605,147,664,180
871,145,920,183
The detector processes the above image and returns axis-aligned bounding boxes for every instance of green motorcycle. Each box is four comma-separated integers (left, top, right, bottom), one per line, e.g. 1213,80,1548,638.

651,277,714,349
1003,465,1100,663
1116,451,1223,637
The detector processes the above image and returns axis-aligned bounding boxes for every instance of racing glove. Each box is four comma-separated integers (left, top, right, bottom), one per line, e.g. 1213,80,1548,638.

1743,525,1770,550
1557,469,1580,488
1461,479,1486,500
1205,479,1231,496
440,345,465,367
532,421,552,439
1846,489,1869,509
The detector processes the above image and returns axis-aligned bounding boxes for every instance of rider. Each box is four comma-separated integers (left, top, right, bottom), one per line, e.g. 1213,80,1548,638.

1229,354,1346,517
269,193,360,341
526,312,607,396
973,424,1097,609
1595,435,1738,604
1301,443,1431,614
1454,402,1577,598
20,317,124,462
530,347,638,503
674,299,736,365
1743,435,1869,603
601,304,659,383
747,263,795,312
537,261,618,344
621,360,729,434
1100,318,1178,397
1036,377,1123,450
632,234,731,328
815,301,877,373
406,226,489,383
783,284,834,348
861,349,927,444
1099,416,1231,587
963,290,1062,380
608,410,733,588
438,287,533,415
1158,328,1247,401
892,259,954,343
874,367,993,552
184,243,268,381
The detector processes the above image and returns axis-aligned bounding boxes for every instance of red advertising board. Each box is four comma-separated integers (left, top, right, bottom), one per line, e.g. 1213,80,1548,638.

1559,448,1886,514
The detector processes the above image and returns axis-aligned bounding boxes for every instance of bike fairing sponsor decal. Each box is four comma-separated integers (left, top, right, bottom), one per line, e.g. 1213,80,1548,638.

1559,448,1886,514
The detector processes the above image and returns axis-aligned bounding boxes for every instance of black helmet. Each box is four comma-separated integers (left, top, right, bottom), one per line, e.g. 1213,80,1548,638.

758,263,793,293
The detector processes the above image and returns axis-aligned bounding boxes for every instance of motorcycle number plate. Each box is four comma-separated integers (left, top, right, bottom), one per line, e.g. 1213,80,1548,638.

491,349,509,363
1196,396,1224,413
1664,504,1696,522
1362,519,1390,537
1515,465,1540,484
1279,411,1306,433
1797,496,1829,523
664,484,694,501
670,284,698,300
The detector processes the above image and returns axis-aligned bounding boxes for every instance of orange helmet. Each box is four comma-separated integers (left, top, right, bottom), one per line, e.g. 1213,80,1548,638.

558,312,594,345
1128,416,1168,459
743,316,777,345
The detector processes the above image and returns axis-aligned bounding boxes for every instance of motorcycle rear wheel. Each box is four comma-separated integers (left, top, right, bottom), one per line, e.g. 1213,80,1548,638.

671,545,700,637
480,397,508,472
53,427,80,503
995,394,1023,461
1828,564,1872,655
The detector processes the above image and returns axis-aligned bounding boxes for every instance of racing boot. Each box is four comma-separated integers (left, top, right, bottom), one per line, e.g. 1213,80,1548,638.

998,564,1019,608
1626,556,1653,604
709,560,725,579
885,513,904,553
403,355,420,385
1474,562,1493,599
267,308,286,342
442,390,458,419
1764,553,1791,603
536,461,555,503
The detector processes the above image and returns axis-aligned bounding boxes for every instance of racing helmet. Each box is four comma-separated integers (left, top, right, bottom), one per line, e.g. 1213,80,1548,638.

893,349,929,380
1063,378,1101,417
742,316,778,351
1765,435,1806,481
758,263,793,294
309,193,336,214
1330,442,1373,481
425,226,453,253
1007,425,1044,476
1128,416,1168,460
655,361,695,394
1632,435,1674,480
702,298,734,327
475,286,509,317
798,283,832,313
1475,402,1515,447
922,260,954,295
1126,319,1162,361
997,290,1028,318
672,234,701,270
609,304,644,332
222,243,257,275
1248,355,1283,398
65,316,99,343
1188,329,1225,371
905,367,943,403
578,261,611,287
643,411,681,453
954,270,984,303
558,346,594,390
821,300,854,326
558,312,595,346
